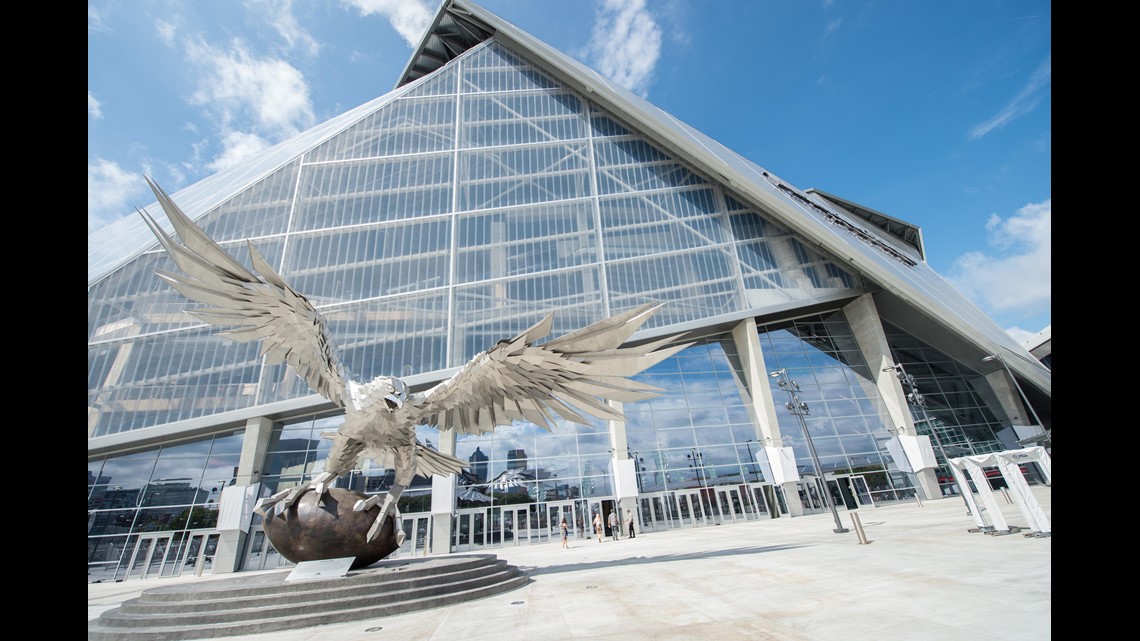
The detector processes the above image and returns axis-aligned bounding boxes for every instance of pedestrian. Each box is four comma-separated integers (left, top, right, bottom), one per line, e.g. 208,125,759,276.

608,510,620,540
576,514,584,538
560,517,569,548
592,511,603,542
625,509,636,538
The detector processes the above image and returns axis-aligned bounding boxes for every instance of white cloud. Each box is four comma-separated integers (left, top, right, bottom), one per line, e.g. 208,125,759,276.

587,0,662,98
342,0,434,48
155,18,177,45
248,0,322,57
948,198,1051,327
823,19,842,40
88,4,108,33
968,55,1051,141
88,158,145,233
88,90,103,119
206,131,272,172
184,36,316,139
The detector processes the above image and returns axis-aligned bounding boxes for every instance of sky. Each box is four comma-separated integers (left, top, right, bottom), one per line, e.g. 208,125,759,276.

88,0,1051,344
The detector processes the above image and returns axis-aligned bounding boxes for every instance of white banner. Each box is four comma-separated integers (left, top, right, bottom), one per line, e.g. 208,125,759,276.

761,446,799,484
611,457,639,499
217,483,260,532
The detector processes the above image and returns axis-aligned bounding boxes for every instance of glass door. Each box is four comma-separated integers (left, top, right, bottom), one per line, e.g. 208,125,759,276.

674,490,704,527
638,492,680,531
241,519,293,572
845,475,875,508
397,512,432,557
547,501,581,542
124,533,169,580
716,487,747,524
797,480,826,514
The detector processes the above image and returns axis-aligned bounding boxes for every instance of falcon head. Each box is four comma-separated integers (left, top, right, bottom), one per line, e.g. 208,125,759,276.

375,376,408,411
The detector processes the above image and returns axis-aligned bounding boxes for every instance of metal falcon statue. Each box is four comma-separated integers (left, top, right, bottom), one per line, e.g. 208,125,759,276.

138,177,688,543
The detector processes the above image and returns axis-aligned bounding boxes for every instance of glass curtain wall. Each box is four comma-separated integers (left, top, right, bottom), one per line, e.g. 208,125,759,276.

87,430,244,582
881,320,1015,490
88,37,864,440
623,337,763,491
757,311,917,503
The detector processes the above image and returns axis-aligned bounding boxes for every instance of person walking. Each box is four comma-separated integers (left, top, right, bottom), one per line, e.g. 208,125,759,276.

625,509,636,538
560,517,570,548
608,510,620,540
592,511,603,542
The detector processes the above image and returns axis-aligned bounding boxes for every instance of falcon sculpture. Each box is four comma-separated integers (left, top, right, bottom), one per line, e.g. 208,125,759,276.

138,177,688,542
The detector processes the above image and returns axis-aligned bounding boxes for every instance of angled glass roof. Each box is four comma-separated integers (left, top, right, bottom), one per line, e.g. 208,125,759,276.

88,76,440,287
88,0,1048,402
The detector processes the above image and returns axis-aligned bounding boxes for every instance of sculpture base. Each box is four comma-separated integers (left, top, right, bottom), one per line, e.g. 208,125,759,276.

261,487,398,569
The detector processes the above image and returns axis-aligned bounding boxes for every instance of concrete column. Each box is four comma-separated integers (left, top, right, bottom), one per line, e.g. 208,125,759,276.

729,317,782,445
842,295,939,499
606,401,641,520
430,428,459,555
729,318,802,516
982,370,1032,426
842,295,912,433
214,416,274,573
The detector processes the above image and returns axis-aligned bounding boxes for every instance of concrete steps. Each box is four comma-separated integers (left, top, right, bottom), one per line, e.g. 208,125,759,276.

87,554,528,640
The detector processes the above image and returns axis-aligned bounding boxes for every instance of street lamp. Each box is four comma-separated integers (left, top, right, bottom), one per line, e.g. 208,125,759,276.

884,364,973,514
982,352,1045,431
769,369,849,534
630,452,646,493
687,448,706,486
744,439,760,482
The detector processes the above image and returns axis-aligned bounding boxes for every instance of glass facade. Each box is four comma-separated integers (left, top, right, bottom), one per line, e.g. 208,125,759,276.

87,430,243,581
758,312,916,503
88,39,862,438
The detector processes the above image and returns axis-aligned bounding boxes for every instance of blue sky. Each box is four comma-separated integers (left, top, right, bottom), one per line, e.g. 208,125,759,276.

88,0,1051,343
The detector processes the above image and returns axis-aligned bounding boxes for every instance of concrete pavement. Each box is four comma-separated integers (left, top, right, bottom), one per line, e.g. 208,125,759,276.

89,485,1050,641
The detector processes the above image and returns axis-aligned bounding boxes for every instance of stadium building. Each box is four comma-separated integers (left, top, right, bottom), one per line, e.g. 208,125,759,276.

87,0,1052,582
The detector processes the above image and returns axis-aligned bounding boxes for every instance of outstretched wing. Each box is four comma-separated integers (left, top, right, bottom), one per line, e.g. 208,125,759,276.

138,177,348,407
410,303,690,435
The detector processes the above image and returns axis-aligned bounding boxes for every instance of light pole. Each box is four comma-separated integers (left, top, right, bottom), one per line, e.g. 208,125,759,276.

687,448,706,486
769,369,849,534
744,439,759,482
884,364,973,514
982,352,1045,431
630,452,645,493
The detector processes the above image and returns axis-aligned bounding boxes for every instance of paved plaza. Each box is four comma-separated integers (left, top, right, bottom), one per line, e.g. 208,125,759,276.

89,485,1050,641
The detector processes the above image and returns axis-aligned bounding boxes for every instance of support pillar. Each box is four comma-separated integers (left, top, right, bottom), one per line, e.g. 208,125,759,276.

213,416,274,573
430,428,459,555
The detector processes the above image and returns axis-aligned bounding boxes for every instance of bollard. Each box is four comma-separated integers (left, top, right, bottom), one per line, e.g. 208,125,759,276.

850,512,869,544
913,491,923,508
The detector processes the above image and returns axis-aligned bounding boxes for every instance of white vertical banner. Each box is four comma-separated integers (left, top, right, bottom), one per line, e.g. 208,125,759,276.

611,457,638,499
884,437,913,473
761,446,799,484
431,474,457,514
218,483,260,532
899,434,937,471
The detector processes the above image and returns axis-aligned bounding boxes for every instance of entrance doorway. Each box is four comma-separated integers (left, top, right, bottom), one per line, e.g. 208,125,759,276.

123,530,218,581
242,525,290,571
546,500,587,541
